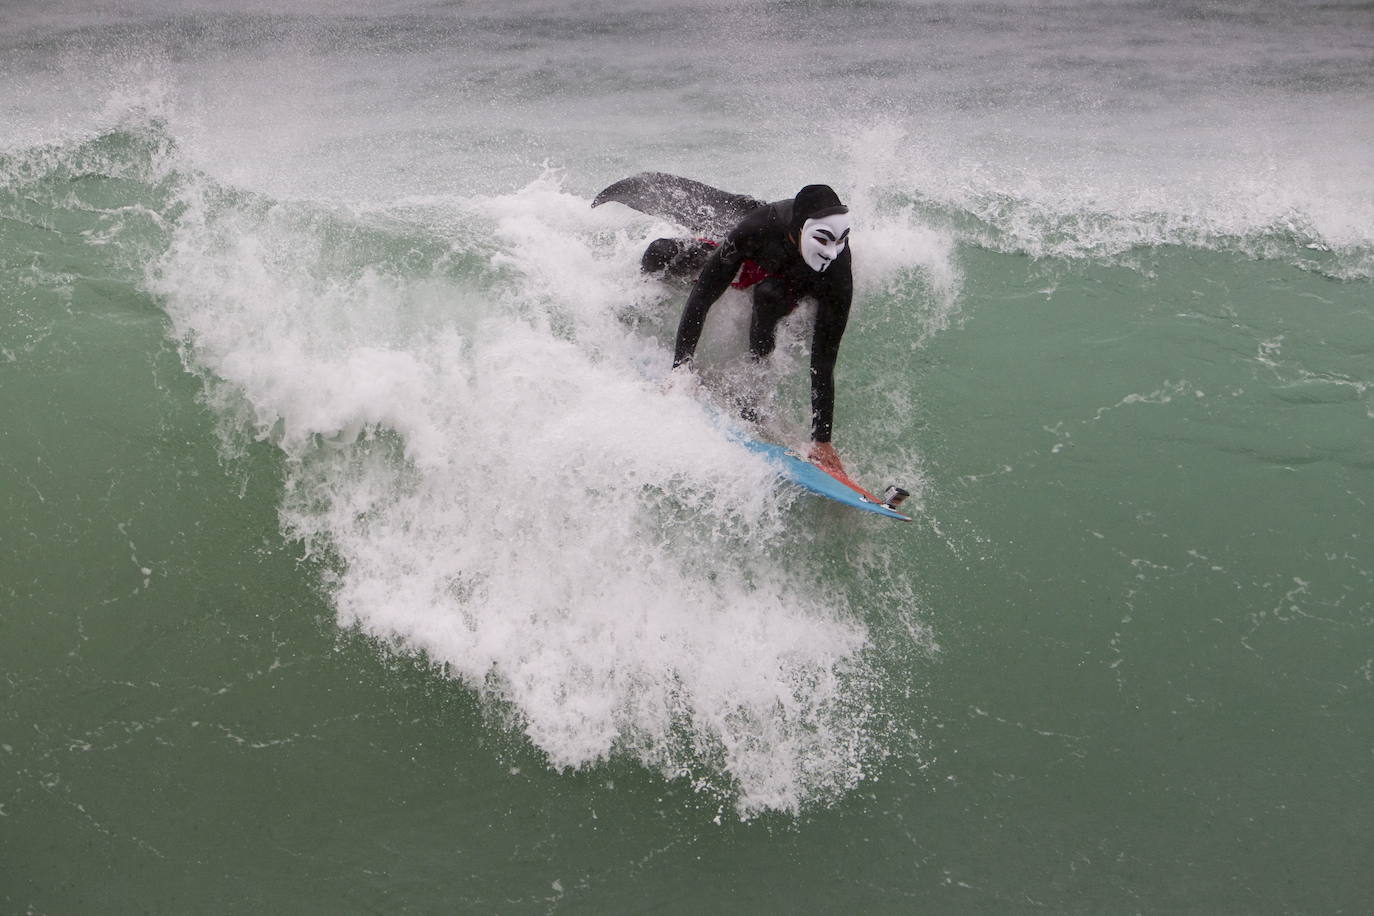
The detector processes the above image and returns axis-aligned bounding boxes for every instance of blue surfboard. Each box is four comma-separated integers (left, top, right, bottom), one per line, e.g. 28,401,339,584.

738,436,912,522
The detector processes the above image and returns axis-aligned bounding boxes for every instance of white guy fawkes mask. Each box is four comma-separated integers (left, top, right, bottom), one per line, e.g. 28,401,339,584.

798,212,851,272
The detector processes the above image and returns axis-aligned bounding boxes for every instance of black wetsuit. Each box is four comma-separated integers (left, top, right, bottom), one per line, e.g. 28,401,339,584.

667,199,852,443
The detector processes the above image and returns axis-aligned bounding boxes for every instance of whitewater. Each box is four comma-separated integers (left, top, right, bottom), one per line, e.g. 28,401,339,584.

3,1,1372,912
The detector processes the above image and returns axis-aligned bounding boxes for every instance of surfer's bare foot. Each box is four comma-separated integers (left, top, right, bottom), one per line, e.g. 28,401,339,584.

662,362,701,396
808,441,845,476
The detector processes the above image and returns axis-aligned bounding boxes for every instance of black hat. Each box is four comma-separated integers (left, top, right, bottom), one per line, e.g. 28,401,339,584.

790,184,848,236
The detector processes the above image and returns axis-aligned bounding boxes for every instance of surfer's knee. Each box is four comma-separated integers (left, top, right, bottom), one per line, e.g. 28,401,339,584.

641,238,716,276
641,238,681,273
749,281,791,358
751,279,793,331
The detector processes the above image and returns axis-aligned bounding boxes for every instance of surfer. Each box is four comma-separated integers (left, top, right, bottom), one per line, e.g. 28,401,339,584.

648,184,853,476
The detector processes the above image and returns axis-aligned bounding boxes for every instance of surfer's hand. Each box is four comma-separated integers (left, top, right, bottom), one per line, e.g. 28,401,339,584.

809,441,846,477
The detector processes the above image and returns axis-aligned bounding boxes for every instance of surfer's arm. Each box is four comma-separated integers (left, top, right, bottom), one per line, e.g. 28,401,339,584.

808,269,852,443
672,242,741,367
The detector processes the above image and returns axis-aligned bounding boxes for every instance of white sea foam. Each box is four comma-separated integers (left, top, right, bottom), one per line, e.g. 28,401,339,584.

28,0,1365,814
150,168,909,815
9,0,1369,276
820,110,1374,279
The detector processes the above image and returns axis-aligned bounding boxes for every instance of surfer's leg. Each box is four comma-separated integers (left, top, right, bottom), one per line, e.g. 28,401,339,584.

748,278,795,360
641,238,717,277
734,279,795,425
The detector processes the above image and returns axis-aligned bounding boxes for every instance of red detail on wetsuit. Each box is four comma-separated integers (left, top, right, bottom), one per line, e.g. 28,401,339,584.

730,260,778,290
695,238,782,291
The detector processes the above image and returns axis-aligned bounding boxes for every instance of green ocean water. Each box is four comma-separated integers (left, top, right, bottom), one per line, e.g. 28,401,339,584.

4,2,1374,912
